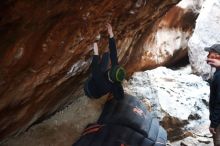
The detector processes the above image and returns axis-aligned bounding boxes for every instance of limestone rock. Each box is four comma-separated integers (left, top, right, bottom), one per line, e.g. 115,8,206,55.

188,0,220,79
0,0,202,140
124,66,210,140
134,0,204,72
197,137,211,144
0,0,183,140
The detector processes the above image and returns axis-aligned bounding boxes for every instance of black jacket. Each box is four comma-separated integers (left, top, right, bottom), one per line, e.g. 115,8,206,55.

85,37,124,99
209,69,220,128
72,94,167,146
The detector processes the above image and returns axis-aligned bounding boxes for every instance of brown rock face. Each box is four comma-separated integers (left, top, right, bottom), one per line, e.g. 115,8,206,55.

0,0,191,140
161,115,189,142
125,6,198,74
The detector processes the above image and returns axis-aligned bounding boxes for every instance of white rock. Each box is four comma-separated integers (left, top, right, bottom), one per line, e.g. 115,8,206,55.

177,0,204,13
124,66,209,130
188,0,220,79
197,137,211,144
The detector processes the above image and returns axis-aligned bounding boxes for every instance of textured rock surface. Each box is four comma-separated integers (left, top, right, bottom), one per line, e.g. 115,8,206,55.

170,136,213,146
170,126,213,146
0,0,201,140
1,96,107,146
131,0,203,71
188,0,220,79
124,66,210,141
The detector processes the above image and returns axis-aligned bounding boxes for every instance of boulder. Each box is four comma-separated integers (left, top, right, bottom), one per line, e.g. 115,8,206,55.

124,66,210,140
188,0,220,79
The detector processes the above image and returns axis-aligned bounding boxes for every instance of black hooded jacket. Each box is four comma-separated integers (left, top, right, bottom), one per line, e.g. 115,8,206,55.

209,69,220,128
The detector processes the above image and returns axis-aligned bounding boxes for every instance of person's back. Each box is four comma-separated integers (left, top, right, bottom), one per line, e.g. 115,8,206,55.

72,94,167,146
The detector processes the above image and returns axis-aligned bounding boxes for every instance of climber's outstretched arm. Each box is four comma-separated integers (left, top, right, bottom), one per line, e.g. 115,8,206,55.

106,23,119,66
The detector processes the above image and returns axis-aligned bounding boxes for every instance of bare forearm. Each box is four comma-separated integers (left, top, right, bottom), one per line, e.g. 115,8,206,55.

93,42,99,55
106,23,114,38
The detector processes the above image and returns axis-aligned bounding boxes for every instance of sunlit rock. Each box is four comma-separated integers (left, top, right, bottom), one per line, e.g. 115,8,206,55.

128,0,204,74
188,0,220,79
124,66,209,140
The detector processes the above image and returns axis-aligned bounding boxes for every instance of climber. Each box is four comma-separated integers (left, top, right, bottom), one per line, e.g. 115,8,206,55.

205,44,220,146
84,23,125,100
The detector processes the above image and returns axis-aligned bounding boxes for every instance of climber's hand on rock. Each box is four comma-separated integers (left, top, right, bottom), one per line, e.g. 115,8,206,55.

209,127,216,135
106,23,114,38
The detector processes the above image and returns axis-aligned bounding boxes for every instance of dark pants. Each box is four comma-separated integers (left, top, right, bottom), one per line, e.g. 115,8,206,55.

91,52,110,88
214,125,220,146
84,53,110,98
